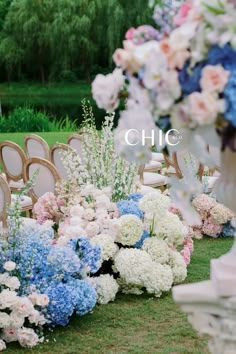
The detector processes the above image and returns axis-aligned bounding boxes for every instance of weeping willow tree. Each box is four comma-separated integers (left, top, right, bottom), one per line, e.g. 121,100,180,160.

0,0,154,83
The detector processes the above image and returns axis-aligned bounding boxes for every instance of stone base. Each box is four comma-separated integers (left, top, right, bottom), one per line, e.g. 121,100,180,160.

173,280,236,354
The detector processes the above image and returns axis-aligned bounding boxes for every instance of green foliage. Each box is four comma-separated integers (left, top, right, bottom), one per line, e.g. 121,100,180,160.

0,106,78,132
0,0,153,83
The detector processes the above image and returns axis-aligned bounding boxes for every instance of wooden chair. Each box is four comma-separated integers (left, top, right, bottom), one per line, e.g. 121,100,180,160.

151,152,165,163
50,143,72,180
0,175,34,231
138,164,168,191
0,141,27,191
144,160,162,173
24,157,60,205
24,134,50,160
163,151,204,181
66,133,84,161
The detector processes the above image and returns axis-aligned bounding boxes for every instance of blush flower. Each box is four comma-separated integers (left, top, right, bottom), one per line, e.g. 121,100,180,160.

200,65,230,93
188,92,218,126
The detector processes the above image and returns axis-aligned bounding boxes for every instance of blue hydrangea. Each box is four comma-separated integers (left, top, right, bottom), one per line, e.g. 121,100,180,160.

206,44,236,69
134,230,150,248
117,199,143,219
45,283,75,326
220,221,235,237
67,279,97,316
224,70,236,127
128,193,143,202
178,60,206,95
70,238,101,274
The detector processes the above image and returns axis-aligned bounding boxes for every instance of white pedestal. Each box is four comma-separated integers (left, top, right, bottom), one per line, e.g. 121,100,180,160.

173,280,236,354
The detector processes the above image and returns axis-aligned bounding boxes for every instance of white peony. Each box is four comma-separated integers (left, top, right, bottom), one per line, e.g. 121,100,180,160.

1,327,18,343
28,310,46,326
90,234,118,262
0,273,9,286
70,205,84,217
13,297,34,317
94,275,119,304
4,276,20,291
0,339,6,351
17,327,40,348
142,238,170,264
0,290,18,309
83,208,96,221
3,261,16,272
0,312,11,328
92,68,124,112
86,222,100,238
117,215,143,246
95,195,111,209
9,313,25,329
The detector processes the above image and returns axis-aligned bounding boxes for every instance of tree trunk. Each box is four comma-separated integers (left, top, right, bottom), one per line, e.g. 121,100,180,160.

39,63,46,86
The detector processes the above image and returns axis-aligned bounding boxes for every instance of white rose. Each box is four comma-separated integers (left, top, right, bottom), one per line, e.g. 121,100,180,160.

3,261,16,272
17,327,39,348
0,290,18,309
0,339,6,351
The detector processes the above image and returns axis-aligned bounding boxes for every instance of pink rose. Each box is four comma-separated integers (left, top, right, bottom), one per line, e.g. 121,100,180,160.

188,92,218,126
168,50,190,69
174,2,192,26
200,65,230,93
125,27,136,40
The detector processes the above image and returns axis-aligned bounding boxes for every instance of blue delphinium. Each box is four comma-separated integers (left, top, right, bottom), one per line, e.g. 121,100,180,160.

134,230,150,248
117,199,143,219
128,193,143,202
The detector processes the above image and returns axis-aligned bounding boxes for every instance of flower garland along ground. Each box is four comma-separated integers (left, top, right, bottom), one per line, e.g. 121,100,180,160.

34,186,194,304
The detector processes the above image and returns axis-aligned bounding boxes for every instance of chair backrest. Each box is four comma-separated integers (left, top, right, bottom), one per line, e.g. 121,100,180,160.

66,133,84,161
0,141,27,182
50,143,72,180
24,134,50,160
24,157,60,204
0,174,11,228
164,151,204,180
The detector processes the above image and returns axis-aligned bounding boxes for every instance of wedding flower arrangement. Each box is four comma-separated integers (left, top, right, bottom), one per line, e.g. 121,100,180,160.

190,194,235,238
92,0,236,215
54,188,193,301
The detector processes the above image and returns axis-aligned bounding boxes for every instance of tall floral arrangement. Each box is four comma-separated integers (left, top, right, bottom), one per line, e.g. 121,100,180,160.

92,0,236,216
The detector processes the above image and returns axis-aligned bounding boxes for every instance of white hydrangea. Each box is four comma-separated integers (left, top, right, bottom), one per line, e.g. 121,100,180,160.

117,215,143,246
169,250,187,284
143,263,173,296
142,238,170,264
94,274,119,304
117,278,144,295
154,211,187,246
139,191,171,217
114,248,173,296
90,234,119,262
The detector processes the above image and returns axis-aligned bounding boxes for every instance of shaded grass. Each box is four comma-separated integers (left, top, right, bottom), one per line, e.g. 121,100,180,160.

5,238,233,354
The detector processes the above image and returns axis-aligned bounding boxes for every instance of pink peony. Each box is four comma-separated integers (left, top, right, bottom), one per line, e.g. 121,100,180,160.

202,218,223,238
125,27,136,40
200,65,230,93
188,92,218,126
174,2,192,26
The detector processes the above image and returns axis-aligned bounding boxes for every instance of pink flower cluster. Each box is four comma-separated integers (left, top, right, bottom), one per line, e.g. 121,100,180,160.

181,237,194,265
33,192,64,225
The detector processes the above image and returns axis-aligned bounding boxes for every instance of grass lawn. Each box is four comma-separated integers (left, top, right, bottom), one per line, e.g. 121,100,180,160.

0,132,70,149
4,238,233,354
0,82,91,97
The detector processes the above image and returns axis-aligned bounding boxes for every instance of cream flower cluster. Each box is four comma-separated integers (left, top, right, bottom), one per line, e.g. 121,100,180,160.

139,192,187,247
90,234,119,262
115,215,143,246
0,262,48,349
93,275,119,305
114,247,186,297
